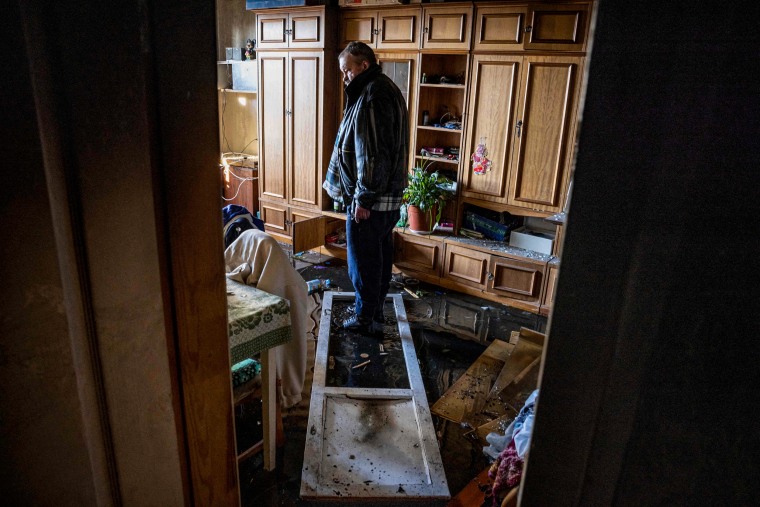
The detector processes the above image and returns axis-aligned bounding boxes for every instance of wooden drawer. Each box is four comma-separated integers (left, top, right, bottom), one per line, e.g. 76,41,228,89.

486,254,545,303
442,243,489,289
394,231,443,276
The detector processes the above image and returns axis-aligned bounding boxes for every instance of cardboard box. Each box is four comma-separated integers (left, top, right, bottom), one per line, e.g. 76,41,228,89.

509,226,555,254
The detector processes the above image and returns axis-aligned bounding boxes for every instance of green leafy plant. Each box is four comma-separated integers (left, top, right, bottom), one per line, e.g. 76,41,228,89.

402,159,455,231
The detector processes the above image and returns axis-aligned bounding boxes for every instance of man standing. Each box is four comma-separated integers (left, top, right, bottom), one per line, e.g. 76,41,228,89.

323,41,409,334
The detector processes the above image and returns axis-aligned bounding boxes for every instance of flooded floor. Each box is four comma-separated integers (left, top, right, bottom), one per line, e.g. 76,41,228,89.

238,250,546,506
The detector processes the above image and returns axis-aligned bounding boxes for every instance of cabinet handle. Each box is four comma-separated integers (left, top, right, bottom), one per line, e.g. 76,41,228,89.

524,25,533,33
372,28,380,35
284,28,292,36
422,26,429,34
487,272,494,281
515,120,523,138
285,219,293,227
286,109,292,117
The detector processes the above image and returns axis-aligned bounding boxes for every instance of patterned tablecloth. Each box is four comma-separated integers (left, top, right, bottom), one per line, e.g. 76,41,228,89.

227,278,292,364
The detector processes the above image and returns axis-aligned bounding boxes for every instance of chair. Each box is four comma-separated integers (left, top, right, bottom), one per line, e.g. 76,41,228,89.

232,358,285,465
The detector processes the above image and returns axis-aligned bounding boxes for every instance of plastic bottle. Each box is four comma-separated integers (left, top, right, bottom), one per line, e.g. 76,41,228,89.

306,279,331,295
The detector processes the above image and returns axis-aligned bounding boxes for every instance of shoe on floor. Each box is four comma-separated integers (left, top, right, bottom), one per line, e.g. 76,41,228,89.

342,313,383,336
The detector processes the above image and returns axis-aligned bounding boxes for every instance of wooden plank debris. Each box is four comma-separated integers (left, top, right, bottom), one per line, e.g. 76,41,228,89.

431,328,544,432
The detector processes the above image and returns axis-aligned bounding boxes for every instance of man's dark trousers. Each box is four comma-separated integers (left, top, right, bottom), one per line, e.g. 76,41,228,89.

346,208,401,321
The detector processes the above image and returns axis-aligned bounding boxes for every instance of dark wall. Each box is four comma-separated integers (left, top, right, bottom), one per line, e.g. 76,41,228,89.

523,1,760,505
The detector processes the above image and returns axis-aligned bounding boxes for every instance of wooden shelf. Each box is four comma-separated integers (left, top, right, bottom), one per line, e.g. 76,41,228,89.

420,83,465,89
415,155,459,165
417,125,462,134
321,210,347,220
219,88,257,95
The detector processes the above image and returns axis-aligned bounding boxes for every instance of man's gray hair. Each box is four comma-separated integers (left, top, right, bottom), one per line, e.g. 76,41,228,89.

339,41,377,65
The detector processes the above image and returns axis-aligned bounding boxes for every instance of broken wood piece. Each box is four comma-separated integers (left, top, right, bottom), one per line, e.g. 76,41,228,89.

352,359,371,369
487,330,544,400
404,287,420,298
430,339,511,424
447,466,492,507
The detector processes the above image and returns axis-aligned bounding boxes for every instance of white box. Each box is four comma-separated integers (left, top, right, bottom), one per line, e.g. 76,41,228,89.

509,226,555,254
232,61,257,91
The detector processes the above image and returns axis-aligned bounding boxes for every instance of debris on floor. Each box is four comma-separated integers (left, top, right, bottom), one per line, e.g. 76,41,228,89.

431,327,544,443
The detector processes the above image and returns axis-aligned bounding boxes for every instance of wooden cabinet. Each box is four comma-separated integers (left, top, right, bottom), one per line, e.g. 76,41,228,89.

524,3,590,52
394,232,443,276
341,7,421,50
472,3,590,53
442,243,489,289
462,53,581,214
258,50,335,213
259,199,288,236
473,5,526,52
486,255,545,306
540,264,559,315
461,54,520,202
222,164,258,214
256,9,326,49
421,4,473,51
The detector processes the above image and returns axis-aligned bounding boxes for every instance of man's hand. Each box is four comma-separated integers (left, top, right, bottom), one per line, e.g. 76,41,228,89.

354,204,370,222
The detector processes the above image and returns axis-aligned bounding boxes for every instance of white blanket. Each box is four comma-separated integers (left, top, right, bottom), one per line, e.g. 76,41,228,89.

224,230,313,409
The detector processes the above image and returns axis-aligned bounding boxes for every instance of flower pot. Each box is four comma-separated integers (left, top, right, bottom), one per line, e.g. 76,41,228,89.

407,205,437,234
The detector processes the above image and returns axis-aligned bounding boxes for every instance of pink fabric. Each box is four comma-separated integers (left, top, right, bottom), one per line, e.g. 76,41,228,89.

488,440,523,506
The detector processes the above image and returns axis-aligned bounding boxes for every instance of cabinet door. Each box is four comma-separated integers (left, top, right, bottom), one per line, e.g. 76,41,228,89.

540,265,559,315
507,56,580,213
289,10,324,49
486,255,545,303
524,3,590,52
473,6,526,52
378,54,417,148
377,9,420,50
291,211,326,254
257,13,289,49
258,52,288,203
259,199,289,236
461,54,521,202
442,243,489,289
421,6,473,50
288,52,322,209
394,232,442,276
341,10,376,47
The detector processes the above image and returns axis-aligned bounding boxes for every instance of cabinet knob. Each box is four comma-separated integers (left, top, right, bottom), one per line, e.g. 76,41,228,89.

524,25,533,33
286,109,292,117
422,26,429,34
487,271,494,281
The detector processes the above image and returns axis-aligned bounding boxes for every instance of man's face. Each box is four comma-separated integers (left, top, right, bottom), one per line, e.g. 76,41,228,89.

339,55,369,86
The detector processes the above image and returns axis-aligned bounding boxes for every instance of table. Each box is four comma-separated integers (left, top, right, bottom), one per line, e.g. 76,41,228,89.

227,278,292,470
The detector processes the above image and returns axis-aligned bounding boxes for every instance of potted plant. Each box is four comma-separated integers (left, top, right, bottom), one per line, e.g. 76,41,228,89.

402,160,455,234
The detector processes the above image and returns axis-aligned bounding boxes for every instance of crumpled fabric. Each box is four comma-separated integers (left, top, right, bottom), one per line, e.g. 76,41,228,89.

488,440,523,506
484,390,539,504
224,229,315,408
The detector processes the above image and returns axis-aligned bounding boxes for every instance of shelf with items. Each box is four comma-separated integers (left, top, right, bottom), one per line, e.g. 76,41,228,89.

413,53,469,179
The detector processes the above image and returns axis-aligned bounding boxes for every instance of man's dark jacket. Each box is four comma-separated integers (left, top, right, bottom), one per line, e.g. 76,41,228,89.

323,64,409,211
